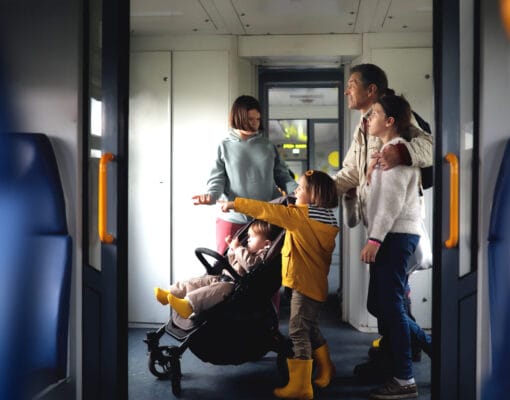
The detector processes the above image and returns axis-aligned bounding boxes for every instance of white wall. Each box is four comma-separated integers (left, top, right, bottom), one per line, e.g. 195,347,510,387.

129,51,172,324
237,57,258,97
171,50,230,282
129,35,257,324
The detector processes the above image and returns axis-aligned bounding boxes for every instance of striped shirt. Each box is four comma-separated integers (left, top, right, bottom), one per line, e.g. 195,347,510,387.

308,205,338,227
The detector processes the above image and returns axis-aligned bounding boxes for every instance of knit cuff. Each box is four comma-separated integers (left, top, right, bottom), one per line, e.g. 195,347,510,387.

368,237,382,246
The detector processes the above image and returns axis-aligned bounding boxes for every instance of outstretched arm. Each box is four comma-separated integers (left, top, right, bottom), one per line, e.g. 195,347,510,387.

219,198,301,231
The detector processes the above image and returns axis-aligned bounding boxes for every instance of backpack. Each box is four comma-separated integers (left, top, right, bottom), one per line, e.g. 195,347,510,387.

412,111,433,190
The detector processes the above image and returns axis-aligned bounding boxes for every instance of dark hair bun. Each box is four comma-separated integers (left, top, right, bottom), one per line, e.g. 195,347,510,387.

383,88,396,96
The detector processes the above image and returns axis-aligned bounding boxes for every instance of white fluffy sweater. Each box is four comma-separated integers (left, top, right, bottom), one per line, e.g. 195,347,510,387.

360,137,422,242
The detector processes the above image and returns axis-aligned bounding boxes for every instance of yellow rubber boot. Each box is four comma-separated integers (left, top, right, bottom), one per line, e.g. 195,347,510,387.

273,358,313,400
154,287,170,305
167,293,193,319
312,343,336,388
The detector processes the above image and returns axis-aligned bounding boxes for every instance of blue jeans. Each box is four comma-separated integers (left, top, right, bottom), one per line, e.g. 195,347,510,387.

366,233,431,379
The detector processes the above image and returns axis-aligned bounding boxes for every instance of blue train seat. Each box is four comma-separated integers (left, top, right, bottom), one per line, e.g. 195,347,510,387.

0,133,72,398
483,139,510,399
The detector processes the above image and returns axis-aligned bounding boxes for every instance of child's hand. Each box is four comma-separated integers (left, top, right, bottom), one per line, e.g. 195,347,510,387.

230,237,241,250
217,200,234,212
360,242,379,264
224,235,232,246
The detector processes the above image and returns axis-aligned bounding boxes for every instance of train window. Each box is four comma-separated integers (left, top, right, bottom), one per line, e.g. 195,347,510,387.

310,120,339,176
458,0,476,276
269,119,308,176
89,98,102,159
267,87,339,176
86,0,103,271
90,98,102,137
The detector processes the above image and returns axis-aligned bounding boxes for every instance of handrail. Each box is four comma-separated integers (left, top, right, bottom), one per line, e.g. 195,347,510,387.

444,152,459,248
98,152,116,244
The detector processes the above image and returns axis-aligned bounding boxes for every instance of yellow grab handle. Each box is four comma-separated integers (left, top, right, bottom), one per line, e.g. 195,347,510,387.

444,152,459,248
98,152,116,244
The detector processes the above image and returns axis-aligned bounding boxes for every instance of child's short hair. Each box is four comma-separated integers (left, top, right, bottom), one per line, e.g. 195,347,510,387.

250,220,279,241
302,170,339,209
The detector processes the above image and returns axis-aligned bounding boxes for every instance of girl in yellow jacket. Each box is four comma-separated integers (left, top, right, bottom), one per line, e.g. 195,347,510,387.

220,169,339,400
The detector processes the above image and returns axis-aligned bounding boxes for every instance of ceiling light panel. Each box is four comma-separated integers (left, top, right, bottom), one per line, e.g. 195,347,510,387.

131,0,223,36
231,0,360,35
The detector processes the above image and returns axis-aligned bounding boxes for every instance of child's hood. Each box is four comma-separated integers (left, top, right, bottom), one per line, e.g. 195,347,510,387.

227,128,263,142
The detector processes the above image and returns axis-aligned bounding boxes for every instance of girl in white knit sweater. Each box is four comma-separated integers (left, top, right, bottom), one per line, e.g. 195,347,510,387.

357,95,432,400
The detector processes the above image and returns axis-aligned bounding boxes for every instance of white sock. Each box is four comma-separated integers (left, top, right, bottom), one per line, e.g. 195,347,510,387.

394,377,415,386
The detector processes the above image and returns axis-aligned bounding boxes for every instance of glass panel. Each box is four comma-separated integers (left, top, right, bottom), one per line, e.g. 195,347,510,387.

267,86,339,178
88,0,103,270
310,121,339,175
268,119,308,177
310,120,341,293
459,0,474,276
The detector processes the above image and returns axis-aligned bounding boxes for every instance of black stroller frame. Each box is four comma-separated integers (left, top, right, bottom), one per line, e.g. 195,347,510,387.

144,214,293,396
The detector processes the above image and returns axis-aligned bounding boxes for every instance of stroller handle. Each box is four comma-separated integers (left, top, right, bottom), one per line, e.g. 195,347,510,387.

194,247,241,282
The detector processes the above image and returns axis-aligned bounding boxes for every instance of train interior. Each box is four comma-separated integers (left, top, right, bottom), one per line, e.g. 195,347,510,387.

1,0,510,399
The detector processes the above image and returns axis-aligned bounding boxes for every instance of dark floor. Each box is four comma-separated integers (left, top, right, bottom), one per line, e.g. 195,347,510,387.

129,295,431,400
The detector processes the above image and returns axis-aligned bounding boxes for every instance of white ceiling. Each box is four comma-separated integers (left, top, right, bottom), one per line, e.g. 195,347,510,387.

130,0,433,107
130,0,433,37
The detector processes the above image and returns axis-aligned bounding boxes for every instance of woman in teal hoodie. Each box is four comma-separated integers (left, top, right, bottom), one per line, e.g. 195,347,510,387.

192,95,297,254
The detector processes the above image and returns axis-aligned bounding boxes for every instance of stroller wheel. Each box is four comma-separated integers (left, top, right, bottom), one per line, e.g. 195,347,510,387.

148,346,173,379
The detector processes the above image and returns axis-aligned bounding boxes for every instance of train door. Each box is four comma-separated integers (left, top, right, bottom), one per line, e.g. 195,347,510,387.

433,0,479,398
82,0,130,398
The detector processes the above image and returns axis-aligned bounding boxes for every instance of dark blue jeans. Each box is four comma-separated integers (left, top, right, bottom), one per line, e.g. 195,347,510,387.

366,233,431,379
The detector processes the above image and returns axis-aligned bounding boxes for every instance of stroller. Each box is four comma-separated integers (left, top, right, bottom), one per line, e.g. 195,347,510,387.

144,213,293,396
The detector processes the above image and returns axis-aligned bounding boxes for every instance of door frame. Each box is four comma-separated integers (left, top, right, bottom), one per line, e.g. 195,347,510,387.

432,0,480,398
82,0,130,397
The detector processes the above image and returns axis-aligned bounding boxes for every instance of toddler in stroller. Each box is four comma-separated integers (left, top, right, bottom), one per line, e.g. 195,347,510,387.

154,220,279,320
144,217,293,396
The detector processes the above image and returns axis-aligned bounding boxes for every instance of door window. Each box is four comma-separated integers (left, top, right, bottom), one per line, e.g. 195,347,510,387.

267,87,339,175
87,0,103,271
